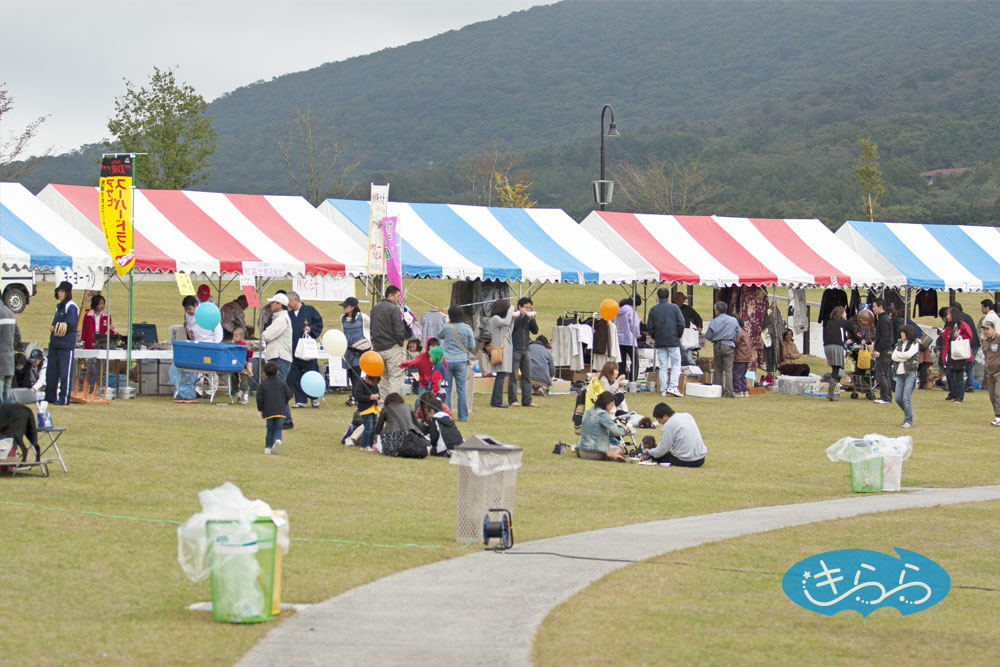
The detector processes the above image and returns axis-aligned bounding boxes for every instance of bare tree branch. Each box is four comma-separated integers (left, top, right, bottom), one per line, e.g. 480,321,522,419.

0,84,52,181
277,107,365,206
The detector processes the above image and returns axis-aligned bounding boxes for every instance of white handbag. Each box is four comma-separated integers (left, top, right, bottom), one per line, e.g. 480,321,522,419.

950,336,971,361
294,336,319,361
681,325,700,350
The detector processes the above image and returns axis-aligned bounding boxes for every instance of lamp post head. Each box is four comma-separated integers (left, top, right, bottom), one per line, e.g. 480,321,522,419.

605,121,620,137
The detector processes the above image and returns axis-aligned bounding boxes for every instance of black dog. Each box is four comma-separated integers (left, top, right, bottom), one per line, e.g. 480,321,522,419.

0,403,39,462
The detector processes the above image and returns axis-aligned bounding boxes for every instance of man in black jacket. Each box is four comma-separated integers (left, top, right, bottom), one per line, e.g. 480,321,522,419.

287,292,324,408
371,285,407,404
872,299,895,403
647,288,686,397
508,297,539,407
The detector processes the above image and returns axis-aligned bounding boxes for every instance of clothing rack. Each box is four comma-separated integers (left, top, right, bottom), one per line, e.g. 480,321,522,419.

557,310,596,326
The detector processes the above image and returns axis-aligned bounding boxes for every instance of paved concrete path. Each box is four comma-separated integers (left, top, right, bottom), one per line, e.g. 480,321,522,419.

239,485,1000,667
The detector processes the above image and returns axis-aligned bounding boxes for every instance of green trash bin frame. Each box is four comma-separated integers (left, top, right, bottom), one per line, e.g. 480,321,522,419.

206,517,278,623
850,457,884,493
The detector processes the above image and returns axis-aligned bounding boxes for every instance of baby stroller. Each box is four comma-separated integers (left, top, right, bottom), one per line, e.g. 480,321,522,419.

613,412,641,458
845,343,876,400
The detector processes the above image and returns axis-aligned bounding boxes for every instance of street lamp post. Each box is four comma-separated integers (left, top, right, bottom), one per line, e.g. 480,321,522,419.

594,103,620,210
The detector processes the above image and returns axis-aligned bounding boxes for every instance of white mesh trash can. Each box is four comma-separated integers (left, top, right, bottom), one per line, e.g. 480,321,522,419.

451,435,523,542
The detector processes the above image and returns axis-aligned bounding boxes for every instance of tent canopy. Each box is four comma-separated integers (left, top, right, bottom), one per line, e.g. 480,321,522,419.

836,220,1000,291
37,185,367,277
581,211,889,288
0,183,111,273
318,199,637,284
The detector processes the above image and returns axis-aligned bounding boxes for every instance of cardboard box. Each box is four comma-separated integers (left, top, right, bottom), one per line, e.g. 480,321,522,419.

473,376,506,394
748,386,766,395
549,380,571,394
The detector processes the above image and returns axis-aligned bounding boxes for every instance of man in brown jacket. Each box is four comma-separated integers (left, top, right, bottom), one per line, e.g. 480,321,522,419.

982,320,1000,427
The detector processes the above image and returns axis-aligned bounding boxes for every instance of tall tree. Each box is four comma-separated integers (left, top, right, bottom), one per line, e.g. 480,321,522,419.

277,107,364,205
460,140,517,206
0,84,51,181
614,149,721,214
105,66,217,189
854,136,885,221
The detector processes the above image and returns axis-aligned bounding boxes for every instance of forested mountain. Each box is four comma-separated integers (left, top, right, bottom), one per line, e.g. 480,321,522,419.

22,0,1000,226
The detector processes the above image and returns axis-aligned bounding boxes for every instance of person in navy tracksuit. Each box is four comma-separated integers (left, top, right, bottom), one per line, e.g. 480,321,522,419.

286,291,324,408
46,281,79,405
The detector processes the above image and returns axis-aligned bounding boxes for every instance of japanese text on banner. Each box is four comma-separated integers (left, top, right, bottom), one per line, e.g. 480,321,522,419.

367,184,389,276
98,154,135,276
382,216,402,298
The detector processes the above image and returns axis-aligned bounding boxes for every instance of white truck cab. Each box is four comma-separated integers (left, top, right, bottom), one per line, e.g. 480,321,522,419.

2,271,37,313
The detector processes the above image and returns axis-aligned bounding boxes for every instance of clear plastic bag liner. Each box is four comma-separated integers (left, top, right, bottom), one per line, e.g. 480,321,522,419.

449,448,523,476
826,433,913,463
177,482,289,582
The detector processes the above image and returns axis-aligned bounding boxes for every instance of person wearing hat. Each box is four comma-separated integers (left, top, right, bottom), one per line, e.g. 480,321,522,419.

46,281,79,405
982,319,1000,426
196,284,214,304
262,293,294,427
0,301,21,402
286,291,324,408
340,296,370,406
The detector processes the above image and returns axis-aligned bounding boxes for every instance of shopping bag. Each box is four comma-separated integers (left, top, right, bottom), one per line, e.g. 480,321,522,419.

681,325,700,350
294,336,319,361
950,337,971,361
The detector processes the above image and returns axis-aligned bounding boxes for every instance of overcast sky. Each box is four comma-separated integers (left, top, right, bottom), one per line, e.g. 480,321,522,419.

2,0,556,156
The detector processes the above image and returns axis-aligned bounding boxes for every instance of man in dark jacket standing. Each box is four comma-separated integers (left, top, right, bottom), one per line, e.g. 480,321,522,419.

508,297,539,407
0,303,22,403
647,288,686,398
371,285,407,404
872,299,895,403
287,291,324,408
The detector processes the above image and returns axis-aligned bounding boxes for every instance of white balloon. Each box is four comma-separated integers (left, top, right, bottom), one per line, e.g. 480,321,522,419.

322,329,348,357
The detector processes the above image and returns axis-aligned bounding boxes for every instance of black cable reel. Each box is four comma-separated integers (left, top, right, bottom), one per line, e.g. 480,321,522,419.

483,508,513,551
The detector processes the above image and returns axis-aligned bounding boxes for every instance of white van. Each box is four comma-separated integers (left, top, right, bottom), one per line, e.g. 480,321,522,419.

2,271,36,313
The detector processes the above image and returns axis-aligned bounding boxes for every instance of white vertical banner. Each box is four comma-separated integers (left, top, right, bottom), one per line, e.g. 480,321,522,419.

368,183,390,277
55,267,106,291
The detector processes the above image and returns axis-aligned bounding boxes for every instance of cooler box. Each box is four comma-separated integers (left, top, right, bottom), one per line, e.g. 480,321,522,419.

685,383,722,398
173,341,248,373
777,374,820,395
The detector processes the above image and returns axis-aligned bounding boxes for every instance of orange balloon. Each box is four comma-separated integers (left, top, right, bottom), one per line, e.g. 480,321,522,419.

600,298,619,322
360,350,385,377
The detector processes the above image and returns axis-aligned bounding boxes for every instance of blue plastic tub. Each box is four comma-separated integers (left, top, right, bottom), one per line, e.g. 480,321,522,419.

172,341,248,373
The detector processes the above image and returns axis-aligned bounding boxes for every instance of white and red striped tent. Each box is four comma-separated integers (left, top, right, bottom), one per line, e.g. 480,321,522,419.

580,211,889,287
37,184,367,277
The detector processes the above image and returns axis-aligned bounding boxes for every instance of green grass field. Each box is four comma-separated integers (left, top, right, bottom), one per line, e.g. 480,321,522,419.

3,280,997,664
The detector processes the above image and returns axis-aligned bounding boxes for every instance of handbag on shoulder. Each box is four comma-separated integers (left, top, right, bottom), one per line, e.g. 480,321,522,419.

490,344,504,365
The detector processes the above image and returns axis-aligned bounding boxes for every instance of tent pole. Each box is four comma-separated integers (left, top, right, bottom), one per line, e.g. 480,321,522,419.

104,267,111,393
125,272,134,395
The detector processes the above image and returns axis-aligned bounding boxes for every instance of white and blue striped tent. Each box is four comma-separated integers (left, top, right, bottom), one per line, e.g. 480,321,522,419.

836,220,1000,291
0,182,111,273
317,199,639,284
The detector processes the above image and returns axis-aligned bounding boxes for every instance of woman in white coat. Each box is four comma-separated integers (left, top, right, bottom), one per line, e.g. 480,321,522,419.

488,298,515,408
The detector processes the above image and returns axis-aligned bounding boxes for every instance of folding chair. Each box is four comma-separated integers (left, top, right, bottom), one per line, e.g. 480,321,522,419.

10,387,67,476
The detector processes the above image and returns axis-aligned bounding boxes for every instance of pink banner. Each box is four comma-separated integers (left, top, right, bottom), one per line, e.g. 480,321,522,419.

382,216,402,299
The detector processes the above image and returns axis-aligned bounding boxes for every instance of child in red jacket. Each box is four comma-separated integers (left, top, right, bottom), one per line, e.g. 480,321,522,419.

400,337,447,397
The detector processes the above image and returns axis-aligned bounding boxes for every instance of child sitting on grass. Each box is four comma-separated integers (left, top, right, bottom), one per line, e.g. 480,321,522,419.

257,361,292,454
353,372,381,451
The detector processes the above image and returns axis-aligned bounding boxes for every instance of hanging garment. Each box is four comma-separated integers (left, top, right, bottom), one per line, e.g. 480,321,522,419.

592,324,621,370
848,288,861,319
788,288,807,335
420,310,447,343
913,289,939,318
551,326,573,367
819,288,849,325
762,303,786,373
737,286,769,370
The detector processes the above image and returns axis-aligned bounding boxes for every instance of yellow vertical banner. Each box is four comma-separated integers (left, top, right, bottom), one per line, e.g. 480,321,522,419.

99,154,136,276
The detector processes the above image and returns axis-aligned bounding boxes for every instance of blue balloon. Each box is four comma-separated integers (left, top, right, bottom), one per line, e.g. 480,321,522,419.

473,364,480,373
194,302,220,330
300,370,326,398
